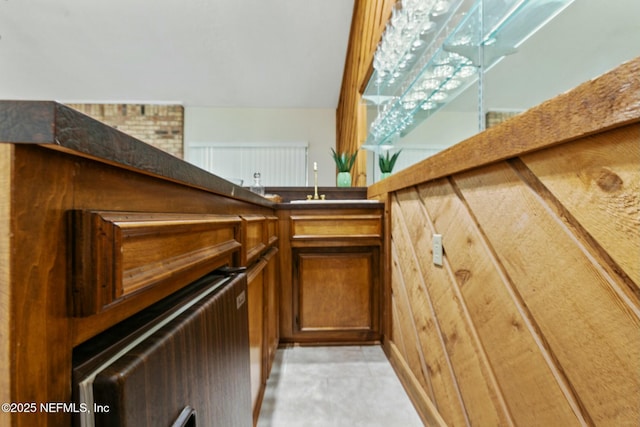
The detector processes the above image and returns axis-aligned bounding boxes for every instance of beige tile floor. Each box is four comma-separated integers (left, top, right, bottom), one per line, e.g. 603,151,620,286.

257,345,424,427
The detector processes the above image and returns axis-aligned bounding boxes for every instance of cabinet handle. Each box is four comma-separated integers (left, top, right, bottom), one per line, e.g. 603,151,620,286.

172,406,196,427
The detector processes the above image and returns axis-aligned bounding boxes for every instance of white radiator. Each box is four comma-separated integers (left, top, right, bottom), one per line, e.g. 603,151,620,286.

187,141,308,186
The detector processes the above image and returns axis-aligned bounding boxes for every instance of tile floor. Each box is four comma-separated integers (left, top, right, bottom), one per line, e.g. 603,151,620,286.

257,345,424,427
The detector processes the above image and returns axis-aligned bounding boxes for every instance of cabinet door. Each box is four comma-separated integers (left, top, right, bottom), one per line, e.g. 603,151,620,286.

263,248,279,374
246,247,278,424
247,265,264,414
292,247,380,343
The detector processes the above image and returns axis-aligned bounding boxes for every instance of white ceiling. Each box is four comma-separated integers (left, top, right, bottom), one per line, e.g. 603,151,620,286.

1,0,638,111
0,0,355,108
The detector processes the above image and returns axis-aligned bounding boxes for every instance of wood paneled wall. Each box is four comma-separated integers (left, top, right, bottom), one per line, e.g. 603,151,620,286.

374,59,640,425
336,0,395,186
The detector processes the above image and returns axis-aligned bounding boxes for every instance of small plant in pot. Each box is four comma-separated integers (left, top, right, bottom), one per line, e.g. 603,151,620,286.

331,148,358,187
379,149,402,179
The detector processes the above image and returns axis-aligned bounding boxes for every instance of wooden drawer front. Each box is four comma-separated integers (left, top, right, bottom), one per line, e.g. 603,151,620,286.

266,215,279,246
70,211,242,316
241,215,267,266
290,214,382,240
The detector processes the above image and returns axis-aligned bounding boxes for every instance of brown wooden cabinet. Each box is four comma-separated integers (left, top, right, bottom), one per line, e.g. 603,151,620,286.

0,102,278,427
246,246,279,424
293,246,380,342
69,210,242,317
278,207,383,344
1,103,385,427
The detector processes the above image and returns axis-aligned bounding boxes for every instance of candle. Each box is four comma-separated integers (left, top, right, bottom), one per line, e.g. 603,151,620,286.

313,162,317,171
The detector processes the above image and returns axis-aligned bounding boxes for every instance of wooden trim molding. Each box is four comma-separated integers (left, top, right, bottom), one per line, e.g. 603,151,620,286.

387,342,448,427
336,0,396,185
0,144,12,412
70,211,242,316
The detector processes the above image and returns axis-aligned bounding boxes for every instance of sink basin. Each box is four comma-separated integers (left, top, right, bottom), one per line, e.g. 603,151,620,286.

290,199,379,204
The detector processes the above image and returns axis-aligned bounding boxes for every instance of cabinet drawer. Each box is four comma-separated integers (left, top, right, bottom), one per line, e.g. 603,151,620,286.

241,215,267,266
266,215,279,247
290,214,382,240
70,211,242,317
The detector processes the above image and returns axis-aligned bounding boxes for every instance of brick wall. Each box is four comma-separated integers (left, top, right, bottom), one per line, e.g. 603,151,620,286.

486,110,522,129
66,104,184,159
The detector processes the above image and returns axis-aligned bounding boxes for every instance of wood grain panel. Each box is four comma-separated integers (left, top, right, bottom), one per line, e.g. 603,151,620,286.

287,243,381,343
417,178,586,425
0,100,55,143
241,214,267,266
290,214,382,239
69,152,269,216
387,341,448,427
70,211,242,316
390,193,469,426
247,264,264,415
263,248,279,376
67,165,271,345
394,189,511,426
9,145,75,427
520,123,640,287
455,162,640,425
266,215,279,247
390,243,434,401
86,275,252,427
297,252,372,330
379,60,639,426
0,144,11,425
276,209,295,341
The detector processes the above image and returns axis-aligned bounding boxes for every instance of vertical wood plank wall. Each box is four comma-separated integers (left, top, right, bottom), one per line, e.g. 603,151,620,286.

336,0,395,186
370,59,640,425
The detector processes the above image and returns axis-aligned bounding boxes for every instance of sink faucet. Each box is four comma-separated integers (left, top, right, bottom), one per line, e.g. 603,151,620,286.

307,162,325,200
313,162,319,199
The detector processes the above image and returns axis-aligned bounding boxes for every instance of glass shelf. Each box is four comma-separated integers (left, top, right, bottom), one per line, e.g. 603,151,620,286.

363,0,575,146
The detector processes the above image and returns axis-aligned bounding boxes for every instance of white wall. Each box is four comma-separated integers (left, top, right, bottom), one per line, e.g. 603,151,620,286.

370,110,478,182
184,107,336,186
184,107,480,187
399,110,479,148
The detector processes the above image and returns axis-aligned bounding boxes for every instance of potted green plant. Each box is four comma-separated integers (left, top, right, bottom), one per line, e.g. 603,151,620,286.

331,148,358,187
378,149,402,179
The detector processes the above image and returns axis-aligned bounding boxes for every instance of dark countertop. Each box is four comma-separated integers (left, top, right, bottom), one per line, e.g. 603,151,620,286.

0,101,273,207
